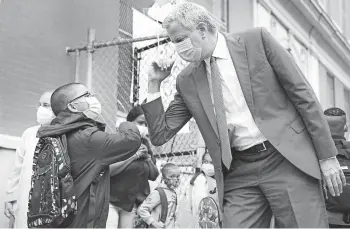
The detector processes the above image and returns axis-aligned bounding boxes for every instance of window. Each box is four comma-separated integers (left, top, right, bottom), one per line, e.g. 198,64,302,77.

220,0,227,24
329,0,344,32
341,0,348,36
289,36,308,77
271,16,289,49
344,88,350,140
318,0,329,11
256,3,272,32
326,74,335,108
213,0,228,31
188,0,227,31
308,53,320,100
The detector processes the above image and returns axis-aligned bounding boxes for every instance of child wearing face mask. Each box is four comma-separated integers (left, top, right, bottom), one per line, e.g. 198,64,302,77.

188,151,218,219
137,163,180,228
107,106,159,229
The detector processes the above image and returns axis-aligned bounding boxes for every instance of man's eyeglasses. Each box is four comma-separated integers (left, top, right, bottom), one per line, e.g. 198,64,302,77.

69,92,95,104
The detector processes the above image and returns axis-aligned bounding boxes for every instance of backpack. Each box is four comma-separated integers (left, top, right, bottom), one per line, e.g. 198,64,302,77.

27,135,104,228
134,187,172,228
190,173,220,229
325,138,350,224
195,197,220,229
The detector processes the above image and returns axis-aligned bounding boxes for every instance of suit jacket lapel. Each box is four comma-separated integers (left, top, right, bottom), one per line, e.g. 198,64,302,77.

193,62,219,137
224,33,255,117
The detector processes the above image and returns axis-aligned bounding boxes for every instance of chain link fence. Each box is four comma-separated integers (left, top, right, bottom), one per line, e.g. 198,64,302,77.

91,45,120,134
66,31,203,228
64,2,208,227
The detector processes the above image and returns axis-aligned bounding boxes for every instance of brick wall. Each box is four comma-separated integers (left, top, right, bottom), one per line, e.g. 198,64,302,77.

0,0,120,137
0,0,120,226
0,148,15,228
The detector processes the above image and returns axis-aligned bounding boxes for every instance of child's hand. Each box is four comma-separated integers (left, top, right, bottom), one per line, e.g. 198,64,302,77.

151,221,165,228
135,144,148,159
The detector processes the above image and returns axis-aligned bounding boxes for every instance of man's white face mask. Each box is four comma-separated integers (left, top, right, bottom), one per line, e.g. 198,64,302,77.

175,38,202,62
37,106,55,125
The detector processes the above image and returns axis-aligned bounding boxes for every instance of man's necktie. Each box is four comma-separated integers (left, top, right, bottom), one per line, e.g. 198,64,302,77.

209,57,233,169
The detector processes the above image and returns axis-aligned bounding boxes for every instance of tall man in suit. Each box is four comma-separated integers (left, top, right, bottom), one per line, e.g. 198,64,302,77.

141,2,346,228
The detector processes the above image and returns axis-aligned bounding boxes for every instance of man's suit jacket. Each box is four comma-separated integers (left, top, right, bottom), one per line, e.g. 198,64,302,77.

142,27,337,209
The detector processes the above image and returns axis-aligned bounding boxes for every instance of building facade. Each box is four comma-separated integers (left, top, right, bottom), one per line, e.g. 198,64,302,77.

228,0,350,135
129,0,350,123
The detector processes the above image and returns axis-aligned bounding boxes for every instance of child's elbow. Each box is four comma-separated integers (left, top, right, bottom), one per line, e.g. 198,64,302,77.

149,171,160,181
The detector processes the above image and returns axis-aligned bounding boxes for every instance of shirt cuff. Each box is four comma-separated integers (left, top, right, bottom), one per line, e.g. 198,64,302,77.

319,156,336,162
146,217,155,226
4,192,17,202
146,92,161,103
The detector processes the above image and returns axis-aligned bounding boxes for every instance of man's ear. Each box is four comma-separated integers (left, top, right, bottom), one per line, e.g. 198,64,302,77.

67,103,78,113
196,22,208,39
345,124,348,133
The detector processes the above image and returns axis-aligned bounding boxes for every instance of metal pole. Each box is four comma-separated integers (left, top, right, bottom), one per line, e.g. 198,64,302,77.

86,28,95,90
74,50,80,83
66,34,168,53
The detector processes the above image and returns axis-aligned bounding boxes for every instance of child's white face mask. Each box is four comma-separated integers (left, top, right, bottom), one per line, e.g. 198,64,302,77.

201,163,215,177
136,125,149,139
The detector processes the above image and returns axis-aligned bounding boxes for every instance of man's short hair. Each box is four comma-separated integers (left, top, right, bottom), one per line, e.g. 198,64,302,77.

51,83,83,116
324,107,346,117
161,163,179,177
163,2,217,34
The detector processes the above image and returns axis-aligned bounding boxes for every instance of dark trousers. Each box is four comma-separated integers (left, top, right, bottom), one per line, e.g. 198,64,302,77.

222,142,328,228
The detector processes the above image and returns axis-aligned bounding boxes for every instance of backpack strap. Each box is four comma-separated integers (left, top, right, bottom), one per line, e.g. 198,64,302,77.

190,172,204,185
86,169,106,228
86,185,96,228
155,187,168,224
57,135,72,179
78,169,106,228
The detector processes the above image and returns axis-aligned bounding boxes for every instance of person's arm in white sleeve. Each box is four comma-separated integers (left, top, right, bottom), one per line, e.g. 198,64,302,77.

4,129,27,218
5,131,27,202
